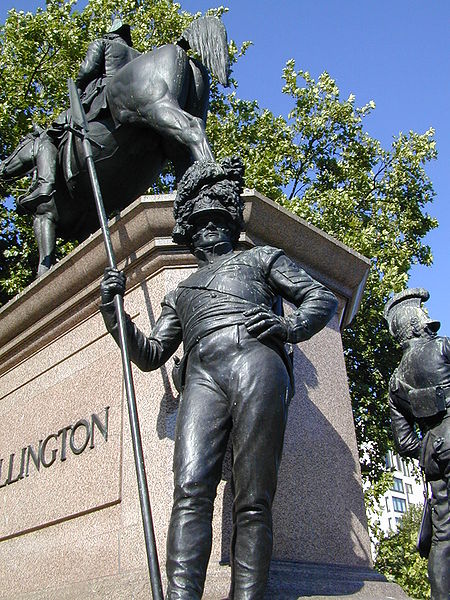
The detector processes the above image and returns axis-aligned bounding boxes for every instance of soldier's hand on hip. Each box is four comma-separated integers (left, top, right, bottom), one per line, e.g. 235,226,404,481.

244,305,289,342
101,267,126,304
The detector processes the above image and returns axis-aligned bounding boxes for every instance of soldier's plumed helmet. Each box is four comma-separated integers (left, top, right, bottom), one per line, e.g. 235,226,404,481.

172,157,245,248
106,19,132,46
384,288,440,344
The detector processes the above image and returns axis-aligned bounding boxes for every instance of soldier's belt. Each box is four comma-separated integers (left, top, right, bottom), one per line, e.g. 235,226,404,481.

409,385,450,419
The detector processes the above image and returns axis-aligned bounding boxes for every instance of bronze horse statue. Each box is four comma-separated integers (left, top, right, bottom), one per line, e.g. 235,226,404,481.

0,17,229,276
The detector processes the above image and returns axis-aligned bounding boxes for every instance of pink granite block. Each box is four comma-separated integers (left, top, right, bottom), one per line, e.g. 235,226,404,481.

0,351,122,539
0,505,121,599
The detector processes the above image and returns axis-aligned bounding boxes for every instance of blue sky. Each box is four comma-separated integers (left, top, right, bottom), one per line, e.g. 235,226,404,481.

1,1,449,334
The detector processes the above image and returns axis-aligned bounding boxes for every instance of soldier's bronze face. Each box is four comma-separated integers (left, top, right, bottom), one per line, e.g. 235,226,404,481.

190,213,233,250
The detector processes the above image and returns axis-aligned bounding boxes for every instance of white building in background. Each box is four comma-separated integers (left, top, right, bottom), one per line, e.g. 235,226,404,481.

378,450,423,535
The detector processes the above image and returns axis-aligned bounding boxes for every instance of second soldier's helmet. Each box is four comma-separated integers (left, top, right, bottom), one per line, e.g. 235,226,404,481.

384,288,440,344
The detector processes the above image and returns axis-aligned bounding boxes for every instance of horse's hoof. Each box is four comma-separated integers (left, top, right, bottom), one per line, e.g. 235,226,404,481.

15,203,29,216
37,264,51,278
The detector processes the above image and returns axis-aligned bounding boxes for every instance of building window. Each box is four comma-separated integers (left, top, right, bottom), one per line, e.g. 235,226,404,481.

392,496,407,513
392,477,404,493
405,483,413,496
385,497,390,512
385,452,392,469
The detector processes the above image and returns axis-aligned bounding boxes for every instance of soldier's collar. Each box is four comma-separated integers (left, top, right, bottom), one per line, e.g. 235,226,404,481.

403,332,437,349
194,242,234,265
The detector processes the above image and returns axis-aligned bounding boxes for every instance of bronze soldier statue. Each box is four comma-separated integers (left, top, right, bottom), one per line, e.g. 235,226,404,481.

385,289,450,600
75,19,138,120
19,19,138,211
100,157,337,599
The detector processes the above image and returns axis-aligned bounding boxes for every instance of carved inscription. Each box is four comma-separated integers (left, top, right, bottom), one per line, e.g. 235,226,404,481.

0,407,109,487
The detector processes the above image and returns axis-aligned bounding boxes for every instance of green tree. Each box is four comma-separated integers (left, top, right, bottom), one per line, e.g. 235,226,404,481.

375,504,430,599
206,64,437,481
0,1,437,481
363,470,393,549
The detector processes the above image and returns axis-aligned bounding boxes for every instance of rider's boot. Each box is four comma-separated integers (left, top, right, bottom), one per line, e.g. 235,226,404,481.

18,133,58,212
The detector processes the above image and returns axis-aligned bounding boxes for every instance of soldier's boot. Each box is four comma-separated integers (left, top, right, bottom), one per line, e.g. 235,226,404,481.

0,126,43,181
0,148,22,180
18,133,57,212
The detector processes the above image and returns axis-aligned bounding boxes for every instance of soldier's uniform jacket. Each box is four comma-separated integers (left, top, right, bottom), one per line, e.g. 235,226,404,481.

389,335,450,477
101,245,337,390
76,35,140,120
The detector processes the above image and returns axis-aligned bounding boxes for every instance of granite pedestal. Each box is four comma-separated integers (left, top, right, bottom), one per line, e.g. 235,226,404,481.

0,191,406,599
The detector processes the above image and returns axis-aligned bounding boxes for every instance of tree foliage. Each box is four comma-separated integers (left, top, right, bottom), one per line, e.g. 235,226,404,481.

207,62,437,481
0,1,438,479
363,470,393,549
375,504,430,599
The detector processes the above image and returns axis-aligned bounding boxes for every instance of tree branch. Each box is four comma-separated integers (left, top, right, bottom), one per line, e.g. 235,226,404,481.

23,45,55,101
288,138,316,200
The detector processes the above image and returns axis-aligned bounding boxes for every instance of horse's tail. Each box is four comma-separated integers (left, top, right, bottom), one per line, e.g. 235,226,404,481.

179,17,229,86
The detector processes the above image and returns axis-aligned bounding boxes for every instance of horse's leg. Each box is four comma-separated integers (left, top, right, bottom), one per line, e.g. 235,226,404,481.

173,153,194,184
33,199,58,276
140,96,214,162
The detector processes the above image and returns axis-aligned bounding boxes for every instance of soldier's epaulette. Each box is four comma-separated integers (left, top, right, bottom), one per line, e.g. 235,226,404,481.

253,245,284,266
253,245,282,256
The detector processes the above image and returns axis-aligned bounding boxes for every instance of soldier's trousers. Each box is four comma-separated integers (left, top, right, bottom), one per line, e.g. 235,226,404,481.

165,325,291,600
428,415,450,600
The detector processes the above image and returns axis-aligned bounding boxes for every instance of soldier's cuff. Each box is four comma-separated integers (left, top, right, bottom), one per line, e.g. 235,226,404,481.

99,301,118,333
285,318,311,343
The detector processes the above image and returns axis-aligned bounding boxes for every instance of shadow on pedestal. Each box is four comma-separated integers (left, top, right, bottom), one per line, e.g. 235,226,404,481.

264,560,410,599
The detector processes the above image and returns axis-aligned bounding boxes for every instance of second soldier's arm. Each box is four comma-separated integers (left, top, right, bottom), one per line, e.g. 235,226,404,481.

388,377,421,459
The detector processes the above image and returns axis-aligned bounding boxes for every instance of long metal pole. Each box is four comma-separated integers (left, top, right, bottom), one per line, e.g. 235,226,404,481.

68,79,164,600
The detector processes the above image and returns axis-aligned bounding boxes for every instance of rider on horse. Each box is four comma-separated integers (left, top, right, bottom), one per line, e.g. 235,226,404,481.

14,19,138,212
0,15,229,277
76,19,138,121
